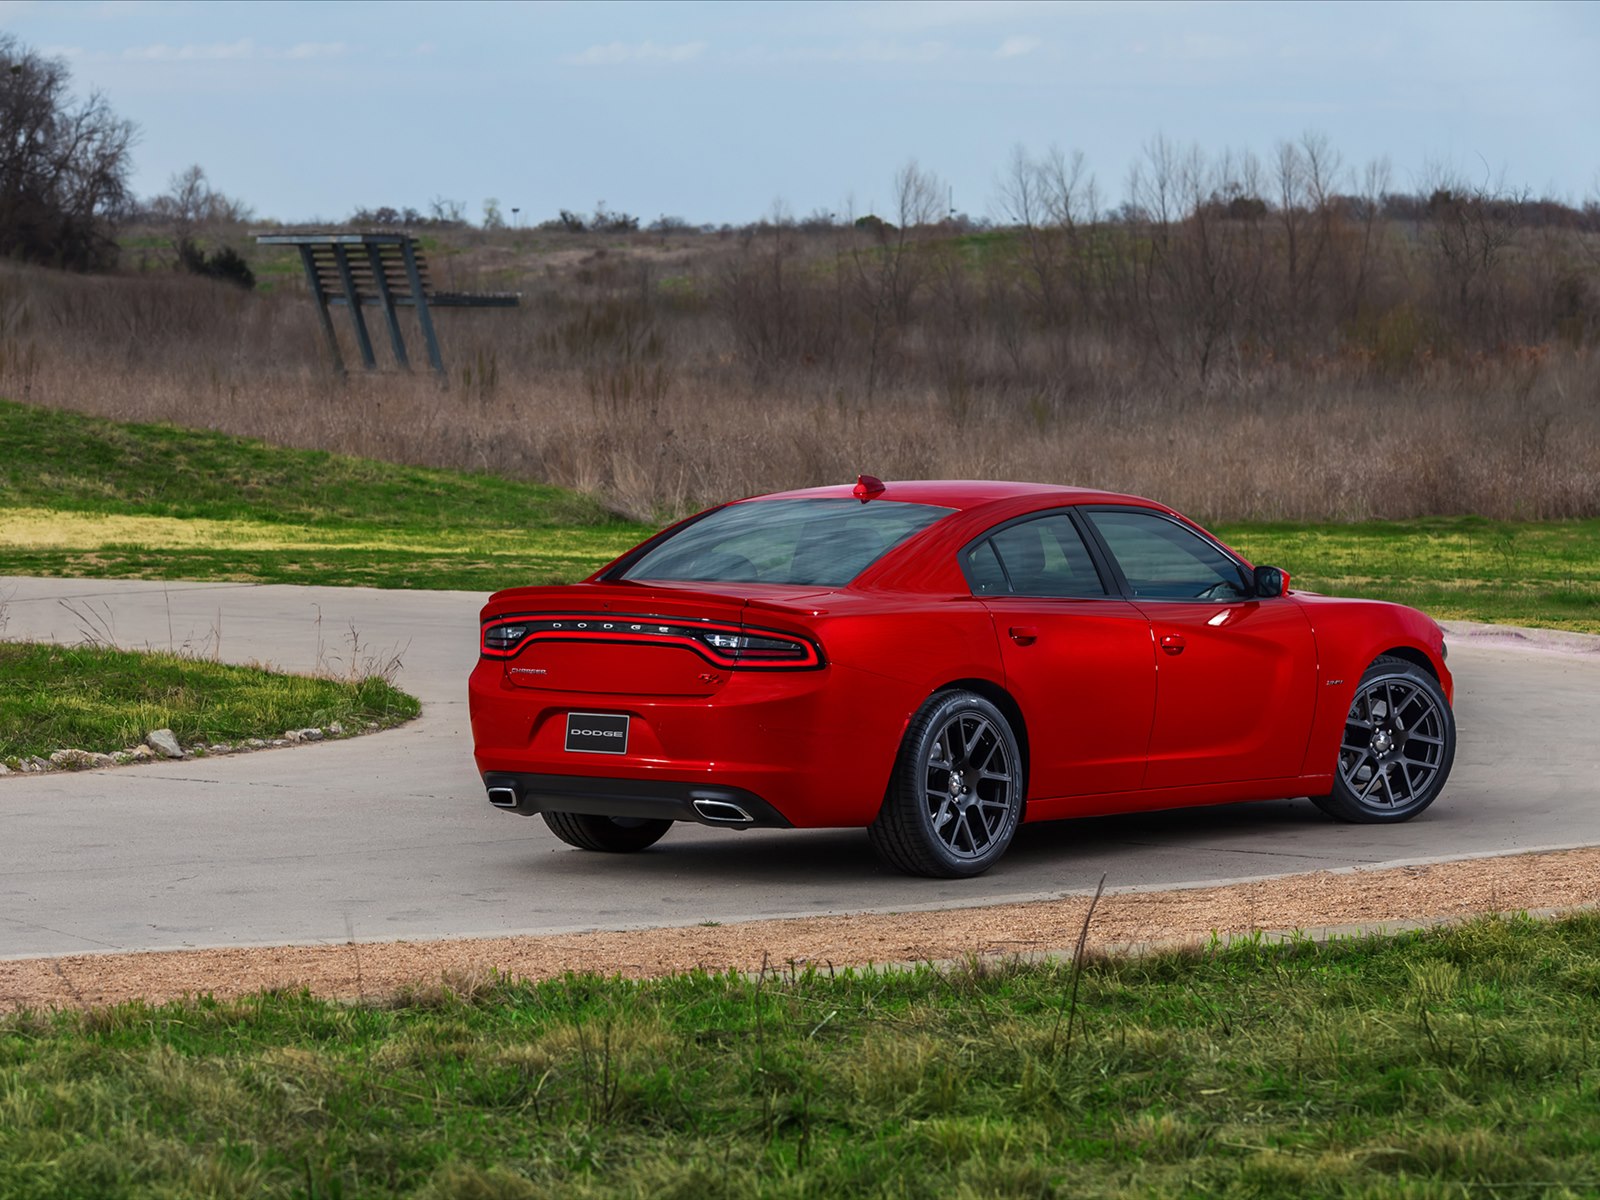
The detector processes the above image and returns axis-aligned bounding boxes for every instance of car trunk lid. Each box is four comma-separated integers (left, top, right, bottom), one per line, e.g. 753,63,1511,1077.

482,582,827,697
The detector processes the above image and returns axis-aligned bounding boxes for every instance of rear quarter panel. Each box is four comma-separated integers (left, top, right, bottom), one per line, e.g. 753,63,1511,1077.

789,593,1007,825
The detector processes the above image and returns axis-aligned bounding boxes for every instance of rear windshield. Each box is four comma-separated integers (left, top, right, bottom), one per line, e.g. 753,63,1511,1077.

618,498,953,587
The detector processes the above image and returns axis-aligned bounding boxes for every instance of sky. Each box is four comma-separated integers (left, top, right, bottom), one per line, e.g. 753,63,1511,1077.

4,0,1598,226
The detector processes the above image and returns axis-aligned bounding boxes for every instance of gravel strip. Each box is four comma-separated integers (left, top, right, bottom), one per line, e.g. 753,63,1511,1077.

6,846,1600,1011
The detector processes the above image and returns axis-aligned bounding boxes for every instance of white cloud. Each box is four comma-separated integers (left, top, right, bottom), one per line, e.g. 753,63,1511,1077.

566,40,706,66
995,35,1041,58
123,38,254,61
117,38,349,64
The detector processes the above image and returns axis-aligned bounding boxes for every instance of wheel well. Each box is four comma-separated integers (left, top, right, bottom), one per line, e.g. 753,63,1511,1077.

1377,646,1437,679
937,678,1030,788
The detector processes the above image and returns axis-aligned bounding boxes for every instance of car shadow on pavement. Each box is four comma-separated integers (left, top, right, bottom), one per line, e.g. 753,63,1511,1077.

511,797,1347,896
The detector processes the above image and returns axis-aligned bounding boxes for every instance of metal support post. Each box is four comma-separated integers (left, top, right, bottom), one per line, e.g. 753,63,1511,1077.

298,245,346,377
332,246,377,369
365,244,409,368
400,240,446,376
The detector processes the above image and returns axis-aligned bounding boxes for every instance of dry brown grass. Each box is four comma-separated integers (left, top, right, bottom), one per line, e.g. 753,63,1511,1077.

3,215,1597,523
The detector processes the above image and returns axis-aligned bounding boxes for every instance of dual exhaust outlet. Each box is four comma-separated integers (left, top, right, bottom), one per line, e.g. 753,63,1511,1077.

485,785,754,826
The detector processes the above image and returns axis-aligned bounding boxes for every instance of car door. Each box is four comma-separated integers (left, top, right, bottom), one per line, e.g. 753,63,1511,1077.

1081,506,1318,790
969,511,1156,800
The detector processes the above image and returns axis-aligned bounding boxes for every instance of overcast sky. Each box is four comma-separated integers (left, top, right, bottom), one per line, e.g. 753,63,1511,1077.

6,0,1597,225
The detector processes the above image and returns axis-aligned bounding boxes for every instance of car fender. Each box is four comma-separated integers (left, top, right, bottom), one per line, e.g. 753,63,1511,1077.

1293,595,1453,777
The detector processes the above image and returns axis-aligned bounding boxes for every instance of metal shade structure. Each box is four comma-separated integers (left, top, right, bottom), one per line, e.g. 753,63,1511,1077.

258,232,518,377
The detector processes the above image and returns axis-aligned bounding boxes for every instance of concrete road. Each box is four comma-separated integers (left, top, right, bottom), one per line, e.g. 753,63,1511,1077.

3,576,1598,959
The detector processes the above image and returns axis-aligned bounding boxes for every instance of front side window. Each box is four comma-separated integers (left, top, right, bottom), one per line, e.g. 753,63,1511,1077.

1087,508,1249,601
619,498,953,587
965,513,1106,597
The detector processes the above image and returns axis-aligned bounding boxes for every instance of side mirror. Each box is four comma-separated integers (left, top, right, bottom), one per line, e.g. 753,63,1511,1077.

1253,565,1289,598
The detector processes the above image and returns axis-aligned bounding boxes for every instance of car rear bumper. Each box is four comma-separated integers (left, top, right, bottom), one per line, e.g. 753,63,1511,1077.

468,656,920,828
481,771,793,828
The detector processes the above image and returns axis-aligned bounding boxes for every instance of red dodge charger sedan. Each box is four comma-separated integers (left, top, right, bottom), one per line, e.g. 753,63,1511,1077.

469,478,1455,877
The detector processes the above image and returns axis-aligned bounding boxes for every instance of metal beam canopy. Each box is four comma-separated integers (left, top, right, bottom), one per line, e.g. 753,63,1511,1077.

258,232,518,378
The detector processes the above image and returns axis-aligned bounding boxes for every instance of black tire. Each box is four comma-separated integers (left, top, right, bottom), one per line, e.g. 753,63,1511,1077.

1311,655,1455,823
542,812,673,852
869,690,1025,878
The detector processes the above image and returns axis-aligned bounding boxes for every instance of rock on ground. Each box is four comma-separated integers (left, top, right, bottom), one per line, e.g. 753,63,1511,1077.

144,729,185,760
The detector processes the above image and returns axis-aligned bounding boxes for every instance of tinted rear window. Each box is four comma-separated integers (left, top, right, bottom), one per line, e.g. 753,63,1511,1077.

619,499,953,587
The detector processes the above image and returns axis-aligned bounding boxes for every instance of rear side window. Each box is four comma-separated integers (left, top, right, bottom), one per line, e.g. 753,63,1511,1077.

966,513,1106,598
619,498,953,587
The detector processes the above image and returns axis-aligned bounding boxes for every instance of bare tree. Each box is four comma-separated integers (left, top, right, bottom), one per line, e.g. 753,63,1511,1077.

0,35,137,271
850,160,943,401
1348,156,1393,318
1000,145,1098,327
1420,162,1523,340
150,164,252,246
1126,139,1275,380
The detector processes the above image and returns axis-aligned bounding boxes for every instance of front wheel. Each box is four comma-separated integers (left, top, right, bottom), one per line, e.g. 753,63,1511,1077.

542,812,673,852
1311,656,1455,823
869,690,1025,878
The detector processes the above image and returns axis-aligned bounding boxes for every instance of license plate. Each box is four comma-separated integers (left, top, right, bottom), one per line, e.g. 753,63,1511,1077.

565,711,629,755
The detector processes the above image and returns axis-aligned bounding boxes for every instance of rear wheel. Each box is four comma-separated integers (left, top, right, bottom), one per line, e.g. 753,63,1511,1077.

542,812,673,852
1311,656,1455,823
869,690,1024,878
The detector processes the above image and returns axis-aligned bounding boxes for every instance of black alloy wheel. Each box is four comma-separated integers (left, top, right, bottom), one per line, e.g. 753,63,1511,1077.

1312,655,1456,823
870,690,1025,878
542,812,674,852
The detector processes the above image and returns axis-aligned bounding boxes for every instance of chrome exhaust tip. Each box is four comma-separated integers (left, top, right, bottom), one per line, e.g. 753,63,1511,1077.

486,786,520,809
692,797,755,824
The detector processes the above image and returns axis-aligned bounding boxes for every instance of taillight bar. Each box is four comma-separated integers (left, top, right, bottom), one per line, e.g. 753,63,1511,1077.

480,614,823,670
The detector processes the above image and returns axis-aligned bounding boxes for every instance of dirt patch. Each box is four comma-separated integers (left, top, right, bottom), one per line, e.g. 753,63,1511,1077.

7,846,1600,1011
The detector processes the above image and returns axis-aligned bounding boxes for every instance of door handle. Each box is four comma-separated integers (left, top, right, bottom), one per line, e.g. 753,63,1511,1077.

1160,633,1186,655
1008,625,1038,646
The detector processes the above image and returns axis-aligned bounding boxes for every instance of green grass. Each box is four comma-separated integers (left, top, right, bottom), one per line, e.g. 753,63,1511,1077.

0,643,419,763
0,398,650,590
6,913,1600,1197
1218,518,1600,633
3,398,1598,628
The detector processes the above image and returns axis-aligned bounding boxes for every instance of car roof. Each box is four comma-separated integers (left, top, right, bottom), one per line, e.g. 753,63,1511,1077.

745,479,1162,513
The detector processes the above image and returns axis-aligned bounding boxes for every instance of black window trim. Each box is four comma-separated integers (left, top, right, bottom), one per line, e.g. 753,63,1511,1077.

1077,504,1255,603
957,507,1119,601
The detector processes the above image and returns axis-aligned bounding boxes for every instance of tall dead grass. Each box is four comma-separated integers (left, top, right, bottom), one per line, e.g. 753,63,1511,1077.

2,216,1597,524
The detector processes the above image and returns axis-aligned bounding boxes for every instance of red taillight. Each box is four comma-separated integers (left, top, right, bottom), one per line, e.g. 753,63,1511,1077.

480,614,822,670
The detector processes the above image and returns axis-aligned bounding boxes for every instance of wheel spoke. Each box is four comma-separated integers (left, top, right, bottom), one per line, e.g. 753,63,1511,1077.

960,718,984,763
1358,763,1386,800
1377,768,1400,807
1394,686,1430,726
1340,748,1372,784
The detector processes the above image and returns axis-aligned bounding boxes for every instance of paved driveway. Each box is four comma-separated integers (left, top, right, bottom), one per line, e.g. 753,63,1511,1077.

3,576,1597,958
